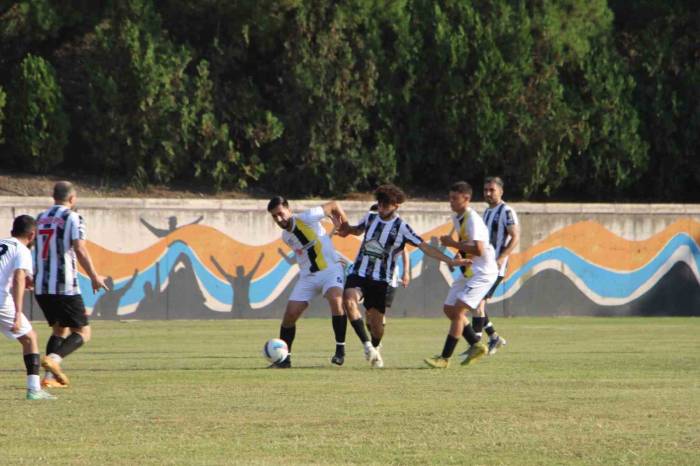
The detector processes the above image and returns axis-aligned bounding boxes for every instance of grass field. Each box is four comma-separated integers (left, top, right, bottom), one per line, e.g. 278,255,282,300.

1,317,698,465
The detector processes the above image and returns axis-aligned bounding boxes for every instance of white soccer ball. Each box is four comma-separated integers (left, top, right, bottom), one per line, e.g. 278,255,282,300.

263,338,289,364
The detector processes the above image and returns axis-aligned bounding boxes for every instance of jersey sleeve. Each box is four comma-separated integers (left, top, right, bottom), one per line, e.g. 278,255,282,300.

400,223,424,247
354,212,371,231
70,213,87,241
14,246,34,276
299,206,326,224
505,206,519,226
468,214,489,243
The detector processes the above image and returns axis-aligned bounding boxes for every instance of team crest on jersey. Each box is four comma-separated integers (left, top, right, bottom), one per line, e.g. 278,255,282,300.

362,239,387,259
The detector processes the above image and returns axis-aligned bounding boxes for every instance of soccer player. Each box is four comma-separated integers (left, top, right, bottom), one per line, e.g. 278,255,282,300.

0,215,56,400
337,184,467,368
424,181,499,368
267,196,351,368
34,181,108,387
473,176,519,355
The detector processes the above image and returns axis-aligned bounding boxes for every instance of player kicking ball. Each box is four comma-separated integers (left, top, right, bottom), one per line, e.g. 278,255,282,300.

425,181,499,368
267,196,352,368
0,215,56,400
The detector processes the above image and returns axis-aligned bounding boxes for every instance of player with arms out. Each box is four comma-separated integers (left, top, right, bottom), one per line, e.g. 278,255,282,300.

337,184,468,368
267,196,351,368
0,215,56,400
425,181,499,368
34,181,108,387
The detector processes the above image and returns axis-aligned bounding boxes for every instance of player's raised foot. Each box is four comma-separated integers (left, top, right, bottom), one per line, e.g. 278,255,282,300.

371,349,384,368
331,353,345,366
41,356,69,385
424,355,450,369
41,378,68,389
26,389,57,400
268,356,291,369
460,343,487,366
488,336,507,355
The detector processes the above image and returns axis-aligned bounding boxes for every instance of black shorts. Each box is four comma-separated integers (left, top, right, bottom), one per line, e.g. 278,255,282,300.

485,275,504,300
345,274,389,314
385,286,397,308
36,294,89,328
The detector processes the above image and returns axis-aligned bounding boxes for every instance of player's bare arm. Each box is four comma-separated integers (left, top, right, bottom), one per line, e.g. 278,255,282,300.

11,268,26,333
418,242,469,268
497,223,520,268
401,248,410,287
321,200,349,225
73,239,109,292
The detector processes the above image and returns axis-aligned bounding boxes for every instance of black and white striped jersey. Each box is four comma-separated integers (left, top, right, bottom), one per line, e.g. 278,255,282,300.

351,212,423,283
483,201,519,276
34,205,87,295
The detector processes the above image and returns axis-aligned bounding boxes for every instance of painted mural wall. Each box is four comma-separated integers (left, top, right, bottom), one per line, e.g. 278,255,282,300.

1,197,698,319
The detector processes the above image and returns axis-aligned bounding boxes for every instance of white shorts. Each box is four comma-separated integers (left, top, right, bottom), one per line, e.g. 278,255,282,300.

289,263,345,303
444,273,498,310
0,306,33,340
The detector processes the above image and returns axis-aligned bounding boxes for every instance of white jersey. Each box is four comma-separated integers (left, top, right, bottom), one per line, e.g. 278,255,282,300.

0,237,33,310
282,207,339,276
34,205,86,295
483,201,519,276
452,208,498,277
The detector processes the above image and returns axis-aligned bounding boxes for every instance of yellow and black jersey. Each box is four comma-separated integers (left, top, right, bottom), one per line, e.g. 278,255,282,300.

282,206,339,275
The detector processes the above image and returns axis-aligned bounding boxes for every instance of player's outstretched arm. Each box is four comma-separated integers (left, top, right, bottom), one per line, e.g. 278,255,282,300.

73,239,109,292
418,242,468,268
321,200,349,225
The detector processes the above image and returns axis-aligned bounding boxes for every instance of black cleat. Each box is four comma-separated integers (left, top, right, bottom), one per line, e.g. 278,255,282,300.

331,354,345,366
268,356,291,368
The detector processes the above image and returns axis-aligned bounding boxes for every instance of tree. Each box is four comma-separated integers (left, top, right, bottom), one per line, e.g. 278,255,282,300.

2,54,69,172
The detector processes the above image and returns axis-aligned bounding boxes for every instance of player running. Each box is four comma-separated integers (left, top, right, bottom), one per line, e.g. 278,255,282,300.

34,181,108,387
0,215,56,400
425,181,499,368
337,184,468,368
267,196,351,368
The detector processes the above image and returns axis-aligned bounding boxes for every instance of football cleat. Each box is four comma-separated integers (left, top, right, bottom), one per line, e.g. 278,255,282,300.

371,348,384,368
268,355,291,369
364,345,380,366
26,389,57,400
41,378,68,389
41,356,69,385
331,354,345,366
487,336,507,355
424,355,450,369
460,343,487,366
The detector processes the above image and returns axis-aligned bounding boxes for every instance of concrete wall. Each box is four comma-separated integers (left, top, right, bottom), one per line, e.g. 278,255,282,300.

1,196,699,320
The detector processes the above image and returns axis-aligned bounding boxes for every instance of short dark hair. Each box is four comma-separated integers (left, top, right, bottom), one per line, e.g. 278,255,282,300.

449,181,472,196
484,176,504,188
53,181,75,202
267,196,289,212
375,184,406,205
369,203,378,212
11,215,36,237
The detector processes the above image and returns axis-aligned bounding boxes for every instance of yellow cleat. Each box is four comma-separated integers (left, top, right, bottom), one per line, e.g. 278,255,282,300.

41,378,68,389
41,356,70,385
460,343,487,366
424,355,450,369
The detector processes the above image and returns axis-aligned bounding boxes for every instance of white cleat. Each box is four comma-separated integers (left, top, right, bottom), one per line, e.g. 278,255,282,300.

364,345,380,366
371,348,384,368
487,336,507,356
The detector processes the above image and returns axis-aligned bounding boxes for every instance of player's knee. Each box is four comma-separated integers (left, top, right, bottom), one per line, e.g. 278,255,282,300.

74,326,91,343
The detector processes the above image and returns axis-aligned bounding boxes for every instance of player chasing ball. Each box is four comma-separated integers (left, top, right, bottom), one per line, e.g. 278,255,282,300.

337,184,469,368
